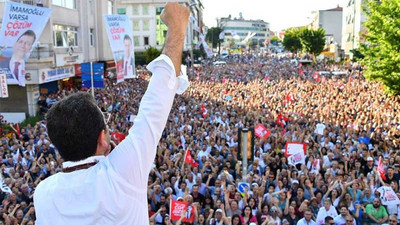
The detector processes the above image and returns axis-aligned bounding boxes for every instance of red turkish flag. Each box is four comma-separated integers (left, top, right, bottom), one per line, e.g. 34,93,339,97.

313,72,321,82
184,149,199,167
276,113,289,128
378,157,386,181
111,132,126,144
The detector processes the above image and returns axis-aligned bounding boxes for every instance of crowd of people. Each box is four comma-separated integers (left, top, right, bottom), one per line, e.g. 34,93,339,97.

0,53,399,225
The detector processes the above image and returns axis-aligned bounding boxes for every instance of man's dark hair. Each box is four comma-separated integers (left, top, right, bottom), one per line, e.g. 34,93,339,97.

18,30,36,43
123,34,132,43
47,92,105,161
325,216,333,222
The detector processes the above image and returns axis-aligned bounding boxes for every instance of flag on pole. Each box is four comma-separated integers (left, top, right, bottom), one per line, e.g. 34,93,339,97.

184,149,199,167
378,156,386,181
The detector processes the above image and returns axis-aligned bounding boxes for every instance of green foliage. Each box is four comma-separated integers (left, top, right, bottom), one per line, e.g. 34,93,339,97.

282,28,302,52
206,27,223,49
270,36,280,44
144,46,161,64
360,0,400,95
135,52,146,66
299,28,326,58
350,48,364,61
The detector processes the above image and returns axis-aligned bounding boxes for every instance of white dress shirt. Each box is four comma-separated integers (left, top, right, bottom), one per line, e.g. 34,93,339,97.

316,206,338,225
34,55,188,225
297,218,317,225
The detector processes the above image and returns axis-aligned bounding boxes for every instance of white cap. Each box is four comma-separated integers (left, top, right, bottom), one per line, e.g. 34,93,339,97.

216,209,223,213
367,157,374,162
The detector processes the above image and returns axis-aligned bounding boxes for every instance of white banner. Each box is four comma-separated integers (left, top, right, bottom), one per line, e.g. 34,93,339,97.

0,74,8,98
0,176,11,194
288,151,305,166
0,2,52,87
104,15,136,84
377,186,400,206
285,142,306,157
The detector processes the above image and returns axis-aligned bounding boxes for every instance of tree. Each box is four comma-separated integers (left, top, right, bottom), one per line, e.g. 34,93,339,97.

143,46,161,64
270,36,280,45
282,29,302,53
299,28,326,59
206,27,223,49
360,0,400,95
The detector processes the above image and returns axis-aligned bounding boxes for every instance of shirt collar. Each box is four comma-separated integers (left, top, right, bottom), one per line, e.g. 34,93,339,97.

62,155,105,169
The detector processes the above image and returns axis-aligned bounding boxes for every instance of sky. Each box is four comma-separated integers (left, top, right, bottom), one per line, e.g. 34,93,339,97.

201,0,345,31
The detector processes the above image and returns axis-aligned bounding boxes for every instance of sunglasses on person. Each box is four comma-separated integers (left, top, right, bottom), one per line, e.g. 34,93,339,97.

389,219,397,223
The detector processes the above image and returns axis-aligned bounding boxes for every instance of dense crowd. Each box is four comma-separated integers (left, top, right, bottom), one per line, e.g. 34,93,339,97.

0,53,399,225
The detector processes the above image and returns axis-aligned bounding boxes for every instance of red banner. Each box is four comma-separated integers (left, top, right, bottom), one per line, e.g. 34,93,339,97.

254,124,271,140
184,149,199,167
378,157,386,181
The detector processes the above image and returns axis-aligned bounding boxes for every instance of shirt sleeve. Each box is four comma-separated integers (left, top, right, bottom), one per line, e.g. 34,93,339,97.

107,54,182,186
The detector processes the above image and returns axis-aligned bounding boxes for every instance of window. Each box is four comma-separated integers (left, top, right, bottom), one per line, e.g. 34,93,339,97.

53,25,78,47
156,6,167,45
107,0,114,14
133,21,139,31
52,0,76,9
90,29,95,46
132,5,139,15
143,20,149,31
117,8,126,15
144,37,149,46
134,36,140,46
142,5,149,15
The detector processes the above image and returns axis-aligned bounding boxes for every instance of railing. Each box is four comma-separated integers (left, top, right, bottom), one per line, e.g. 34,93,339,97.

11,0,47,7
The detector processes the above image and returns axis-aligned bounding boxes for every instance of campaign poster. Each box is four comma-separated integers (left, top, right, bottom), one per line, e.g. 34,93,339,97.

285,142,307,157
254,124,271,140
377,186,400,206
104,15,136,84
170,200,188,221
0,1,52,87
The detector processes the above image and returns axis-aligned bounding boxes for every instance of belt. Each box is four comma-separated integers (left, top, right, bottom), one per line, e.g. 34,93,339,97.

62,162,97,173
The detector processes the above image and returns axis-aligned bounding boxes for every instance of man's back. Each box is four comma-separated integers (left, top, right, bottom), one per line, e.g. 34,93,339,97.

34,157,148,224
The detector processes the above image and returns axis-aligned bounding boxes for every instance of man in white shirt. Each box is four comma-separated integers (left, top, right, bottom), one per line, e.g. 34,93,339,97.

297,208,317,225
33,3,190,224
316,198,338,225
334,206,356,225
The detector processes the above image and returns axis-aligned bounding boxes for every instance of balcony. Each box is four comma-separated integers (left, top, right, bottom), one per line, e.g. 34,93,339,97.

10,0,48,7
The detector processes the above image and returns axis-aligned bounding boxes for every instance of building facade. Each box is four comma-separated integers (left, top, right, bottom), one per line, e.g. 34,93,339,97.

218,14,270,49
310,6,343,47
0,0,115,118
115,0,204,52
341,0,366,57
